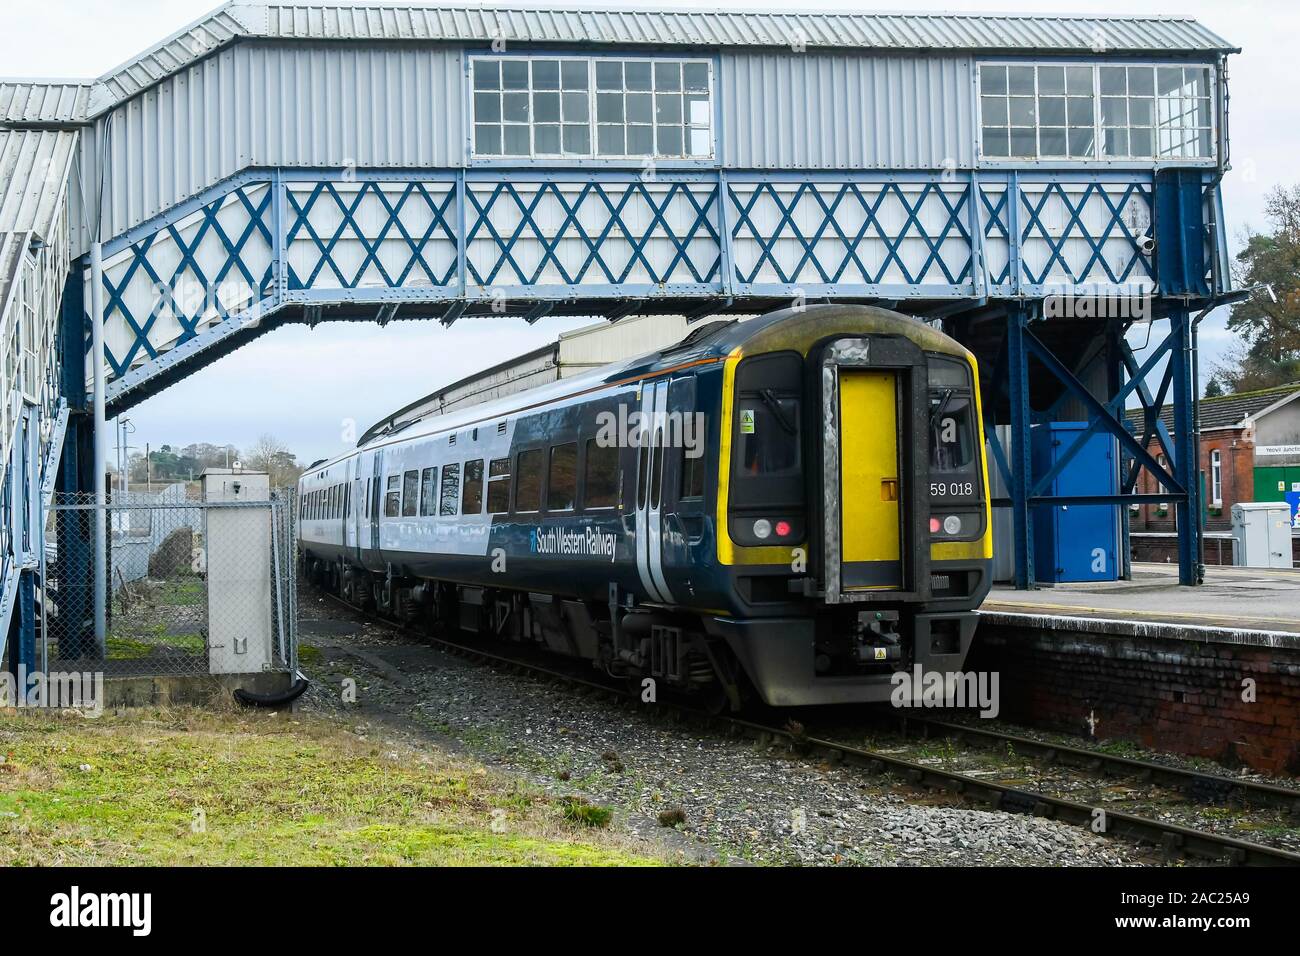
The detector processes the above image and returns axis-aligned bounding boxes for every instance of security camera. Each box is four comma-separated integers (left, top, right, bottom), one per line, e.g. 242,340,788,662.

1136,234,1156,256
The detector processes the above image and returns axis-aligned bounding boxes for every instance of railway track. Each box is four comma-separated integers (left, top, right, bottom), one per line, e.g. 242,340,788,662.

312,589,1300,867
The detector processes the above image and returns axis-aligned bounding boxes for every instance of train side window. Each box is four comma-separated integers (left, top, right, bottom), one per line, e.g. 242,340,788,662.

420,467,437,516
650,440,664,508
440,463,461,516
402,471,419,516
515,448,543,513
547,442,577,511
487,458,511,513
584,439,618,509
364,479,371,518
681,451,705,499
384,475,401,517
463,459,485,514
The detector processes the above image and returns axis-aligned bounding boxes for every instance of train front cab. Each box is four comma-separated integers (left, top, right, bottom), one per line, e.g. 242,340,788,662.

706,311,993,706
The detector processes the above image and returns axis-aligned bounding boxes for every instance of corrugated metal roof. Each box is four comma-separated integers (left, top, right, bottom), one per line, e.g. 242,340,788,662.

0,82,93,126
258,5,1238,56
1,3,1239,126
88,3,257,112
0,129,79,236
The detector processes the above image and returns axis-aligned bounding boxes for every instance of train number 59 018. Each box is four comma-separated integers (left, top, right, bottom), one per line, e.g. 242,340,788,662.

930,481,975,498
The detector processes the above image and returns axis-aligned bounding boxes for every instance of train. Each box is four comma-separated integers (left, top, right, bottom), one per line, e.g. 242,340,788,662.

297,304,992,709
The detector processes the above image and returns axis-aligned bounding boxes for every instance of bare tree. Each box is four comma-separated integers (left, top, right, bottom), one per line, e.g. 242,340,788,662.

245,433,303,488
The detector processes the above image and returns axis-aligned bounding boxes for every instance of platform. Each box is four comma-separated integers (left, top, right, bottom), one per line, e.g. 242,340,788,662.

980,562,1300,644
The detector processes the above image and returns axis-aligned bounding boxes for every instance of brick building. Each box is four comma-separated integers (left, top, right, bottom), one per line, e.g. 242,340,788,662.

1127,382,1300,537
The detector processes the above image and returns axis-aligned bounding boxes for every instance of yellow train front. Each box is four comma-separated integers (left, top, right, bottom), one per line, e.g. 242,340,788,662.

692,305,993,706
299,304,992,710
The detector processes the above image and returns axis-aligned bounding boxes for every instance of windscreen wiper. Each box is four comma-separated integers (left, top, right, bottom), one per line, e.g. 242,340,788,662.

758,388,797,435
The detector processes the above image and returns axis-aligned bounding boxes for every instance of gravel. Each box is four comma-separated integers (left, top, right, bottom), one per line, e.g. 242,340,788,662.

296,590,1149,866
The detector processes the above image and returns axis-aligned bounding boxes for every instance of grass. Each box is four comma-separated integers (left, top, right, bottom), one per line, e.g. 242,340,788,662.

0,707,659,866
106,629,206,660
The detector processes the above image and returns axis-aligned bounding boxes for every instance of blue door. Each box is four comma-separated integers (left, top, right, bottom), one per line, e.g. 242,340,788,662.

1032,422,1119,583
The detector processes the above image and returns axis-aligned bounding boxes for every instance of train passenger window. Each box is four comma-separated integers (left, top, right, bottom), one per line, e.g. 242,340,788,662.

487,458,512,513
681,449,705,499
364,479,371,519
385,476,401,517
514,449,543,513
344,484,350,520
463,459,485,514
420,467,437,516
547,443,577,511
402,471,419,516
584,439,618,509
440,463,461,516
650,441,664,507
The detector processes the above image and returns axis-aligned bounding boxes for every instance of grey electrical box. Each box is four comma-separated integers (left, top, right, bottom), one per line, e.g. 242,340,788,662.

1230,502,1291,569
200,469,273,673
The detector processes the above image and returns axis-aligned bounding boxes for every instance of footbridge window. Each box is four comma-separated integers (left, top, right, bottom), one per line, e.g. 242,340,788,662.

471,55,712,160
979,62,1214,161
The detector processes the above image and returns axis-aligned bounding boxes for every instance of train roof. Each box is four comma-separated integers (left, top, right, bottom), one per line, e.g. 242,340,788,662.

302,305,955,479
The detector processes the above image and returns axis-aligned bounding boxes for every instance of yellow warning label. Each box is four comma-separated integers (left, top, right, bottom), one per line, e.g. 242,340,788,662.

740,409,755,435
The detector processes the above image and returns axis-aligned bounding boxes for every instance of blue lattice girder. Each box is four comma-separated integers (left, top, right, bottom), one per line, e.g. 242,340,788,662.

463,179,721,289
1016,180,1155,288
97,183,274,378
727,179,973,289
284,180,458,291
89,167,1208,393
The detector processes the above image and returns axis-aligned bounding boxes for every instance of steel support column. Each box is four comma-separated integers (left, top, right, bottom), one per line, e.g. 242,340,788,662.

1106,320,1133,581
90,242,107,650
57,270,94,659
1007,303,1035,588
1168,307,1202,585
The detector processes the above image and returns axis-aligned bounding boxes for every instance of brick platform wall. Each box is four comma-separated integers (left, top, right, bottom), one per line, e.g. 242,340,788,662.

1129,533,1300,567
967,620,1300,775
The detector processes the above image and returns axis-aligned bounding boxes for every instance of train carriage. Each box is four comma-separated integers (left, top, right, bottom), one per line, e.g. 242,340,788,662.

299,304,992,707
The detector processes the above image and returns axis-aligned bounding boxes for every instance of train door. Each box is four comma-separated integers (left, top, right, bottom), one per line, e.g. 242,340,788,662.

369,449,383,555
634,378,675,605
837,369,903,591
658,376,700,589
347,456,363,562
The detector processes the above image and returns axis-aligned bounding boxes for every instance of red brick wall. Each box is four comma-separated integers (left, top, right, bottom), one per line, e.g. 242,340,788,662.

967,622,1300,775
1130,533,1300,567
1128,427,1253,533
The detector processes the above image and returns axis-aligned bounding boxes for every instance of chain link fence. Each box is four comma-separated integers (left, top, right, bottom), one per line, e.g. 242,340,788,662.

41,485,298,678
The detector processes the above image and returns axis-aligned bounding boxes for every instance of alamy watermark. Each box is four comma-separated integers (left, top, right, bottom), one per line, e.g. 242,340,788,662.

594,406,705,458
890,665,1000,719
1041,282,1152,323
0,665,104,718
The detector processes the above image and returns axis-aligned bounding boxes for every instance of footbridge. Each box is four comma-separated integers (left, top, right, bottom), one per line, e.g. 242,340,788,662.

0,3,1239,671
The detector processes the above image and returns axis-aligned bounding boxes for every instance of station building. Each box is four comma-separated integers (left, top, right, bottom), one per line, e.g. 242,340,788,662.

1129,381,1300,536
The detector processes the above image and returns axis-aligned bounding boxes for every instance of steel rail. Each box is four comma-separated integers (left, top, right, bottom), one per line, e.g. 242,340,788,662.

313,589,1300,867
885,713,1300,811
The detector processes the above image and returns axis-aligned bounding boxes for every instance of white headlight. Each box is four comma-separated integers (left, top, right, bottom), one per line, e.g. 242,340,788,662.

943,514,963,535
753,518,772,539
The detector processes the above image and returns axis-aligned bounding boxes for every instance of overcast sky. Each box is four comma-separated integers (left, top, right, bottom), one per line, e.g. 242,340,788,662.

3,0,1296,464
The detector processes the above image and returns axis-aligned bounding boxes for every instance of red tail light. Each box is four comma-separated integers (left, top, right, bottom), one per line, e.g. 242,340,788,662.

775,520,791,537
